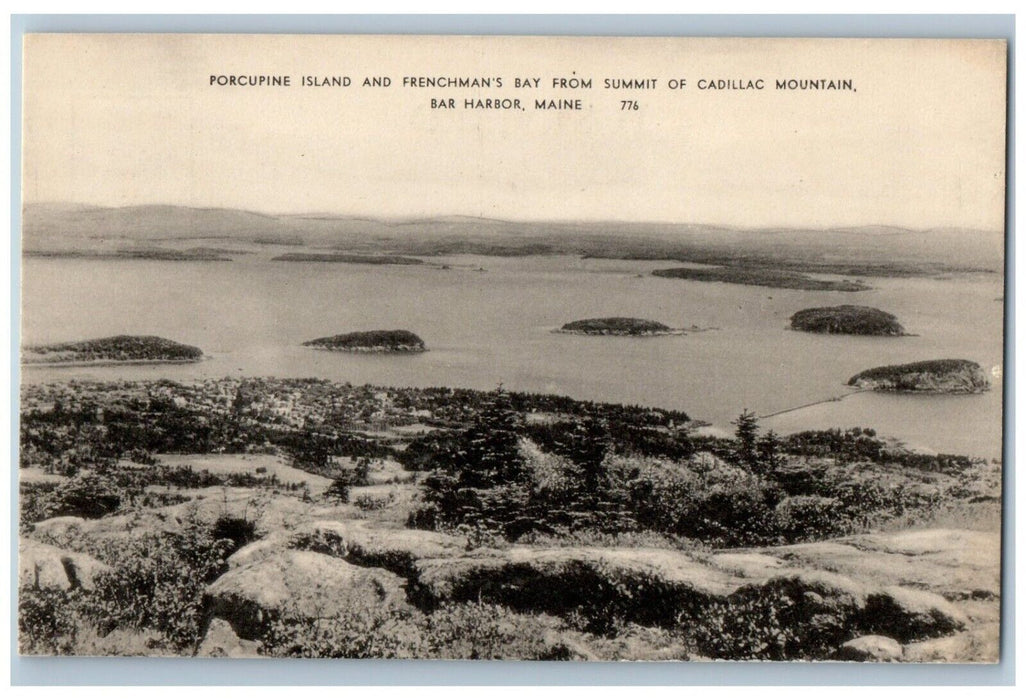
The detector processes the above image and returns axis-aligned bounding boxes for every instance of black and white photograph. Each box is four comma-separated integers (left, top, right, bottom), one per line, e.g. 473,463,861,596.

16,33,1007,662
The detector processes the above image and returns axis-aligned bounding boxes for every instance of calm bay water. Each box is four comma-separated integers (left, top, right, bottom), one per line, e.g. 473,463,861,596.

20,255,1004,459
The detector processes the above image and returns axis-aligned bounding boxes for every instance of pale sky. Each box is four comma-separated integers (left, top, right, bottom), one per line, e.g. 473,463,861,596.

22,35,1007,230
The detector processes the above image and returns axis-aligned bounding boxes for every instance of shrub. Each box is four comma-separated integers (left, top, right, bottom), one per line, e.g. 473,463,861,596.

261,601,578,660
324,475,353,503
353,492,395,511
689,584,854,660
623,456,780,546
35,472,123,520
19,586,82,655
210,514,257,553
774,495,843,542
261,605,427,659
396,431,462,471
420,602,577,660
82,520,232,651
19,482,60,523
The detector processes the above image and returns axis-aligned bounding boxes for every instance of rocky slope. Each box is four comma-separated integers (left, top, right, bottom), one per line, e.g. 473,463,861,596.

23,484,997,662
204,520,998,661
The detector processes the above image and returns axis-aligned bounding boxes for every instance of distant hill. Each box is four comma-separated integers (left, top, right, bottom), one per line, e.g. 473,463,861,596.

22,203,1005,276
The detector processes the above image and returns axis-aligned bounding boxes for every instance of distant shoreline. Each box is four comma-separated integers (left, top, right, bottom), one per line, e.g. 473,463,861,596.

553,328,686,337
22,357,206,368
305,346,427,354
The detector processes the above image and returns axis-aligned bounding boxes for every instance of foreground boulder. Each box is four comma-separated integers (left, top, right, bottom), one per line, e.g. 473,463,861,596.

763,529,1000,600
204,550,410,640
226,519,471,575
27,516,87,544
414,545,744,628
18,540,108,591
291,519,470,573
901,625,1001,662
834,635,903,662
861,586,968,642
196,618,262,658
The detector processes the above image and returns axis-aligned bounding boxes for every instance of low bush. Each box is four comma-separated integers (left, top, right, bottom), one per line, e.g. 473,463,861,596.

420,602,577,660
82,519,233,651
18,586,82,655
22,472,123,521
261,601,578,660
773,495,842,542
210,515,257,553
688,583,855,660
353,492,395,511
261,605,426,659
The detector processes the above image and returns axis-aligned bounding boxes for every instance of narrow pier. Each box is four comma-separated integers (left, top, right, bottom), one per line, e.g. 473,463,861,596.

759,390,867,420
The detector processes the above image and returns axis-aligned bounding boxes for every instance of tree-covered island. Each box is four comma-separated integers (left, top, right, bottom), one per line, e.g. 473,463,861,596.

304,330,427,353
848,359,990,393
22,336,204,365
653,266,869,292
272,253,423,265
555,317,683,336
790,305,907,336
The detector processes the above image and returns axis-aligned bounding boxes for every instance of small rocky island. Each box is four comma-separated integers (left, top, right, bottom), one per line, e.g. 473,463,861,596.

25,248,233,261
556,317,683,336
272,253,423,265
848,359,990,393
303,330,427,353
652,266,869,292
22,335,204,365
790,305,906,336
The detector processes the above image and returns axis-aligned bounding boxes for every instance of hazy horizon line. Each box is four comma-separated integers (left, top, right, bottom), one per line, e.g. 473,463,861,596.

22,199,1005,236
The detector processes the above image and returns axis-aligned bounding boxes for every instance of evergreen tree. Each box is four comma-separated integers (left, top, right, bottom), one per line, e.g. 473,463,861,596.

756,429,784,474
418,388,529,535
732,410,760,472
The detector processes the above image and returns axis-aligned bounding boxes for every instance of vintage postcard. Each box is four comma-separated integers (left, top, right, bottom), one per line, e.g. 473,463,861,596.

17,34,1006,662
